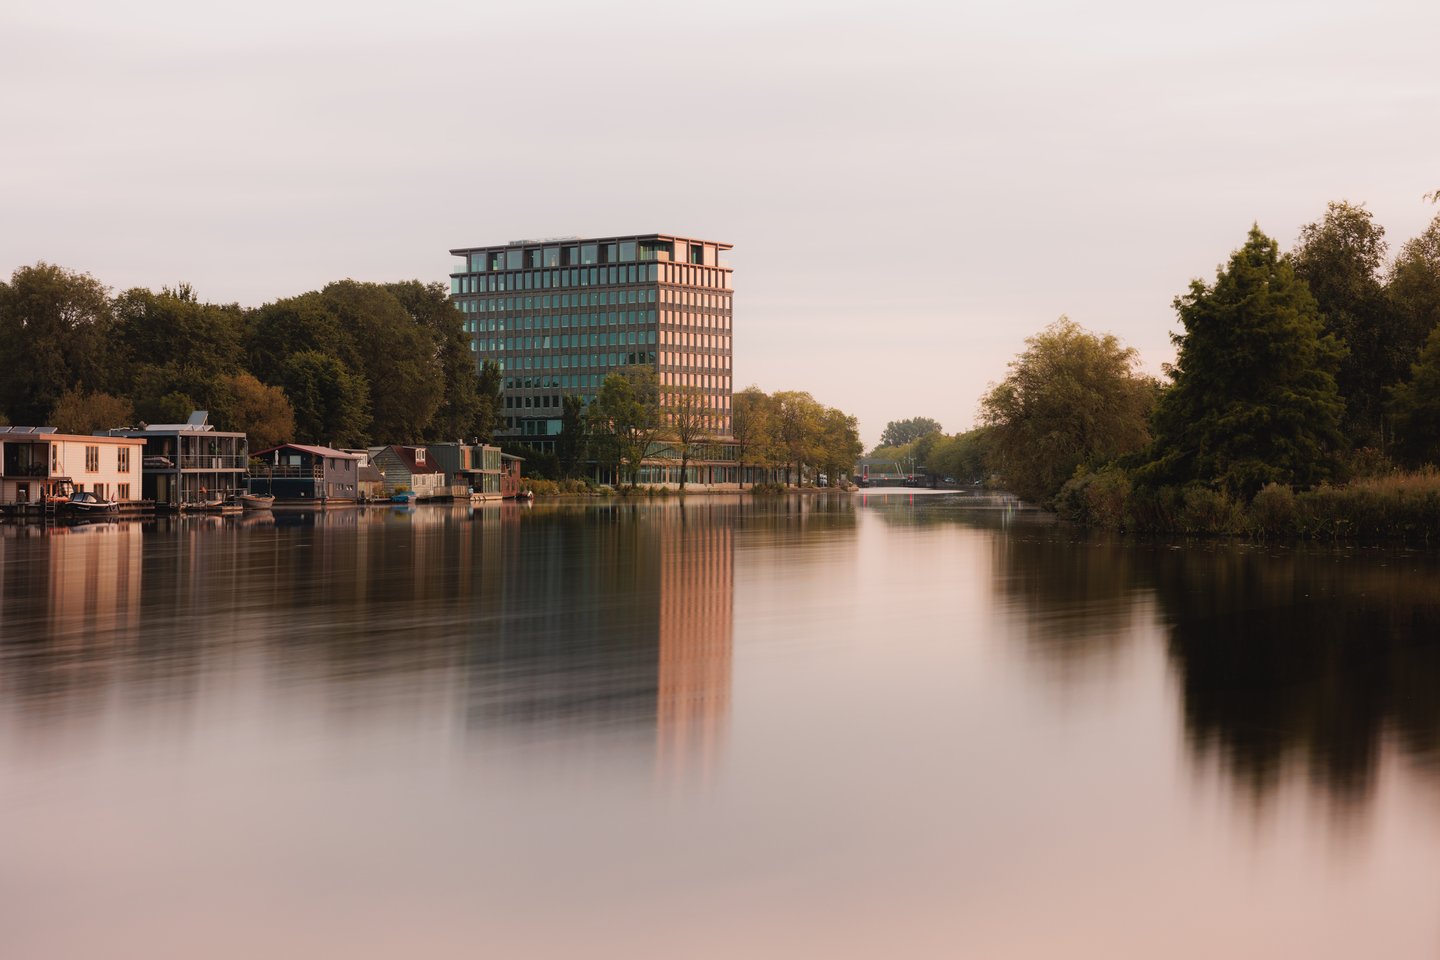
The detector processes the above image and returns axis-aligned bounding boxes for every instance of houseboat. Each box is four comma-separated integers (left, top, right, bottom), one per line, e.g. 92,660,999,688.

0,426,146,517
248,444,362,505
101,411,248,512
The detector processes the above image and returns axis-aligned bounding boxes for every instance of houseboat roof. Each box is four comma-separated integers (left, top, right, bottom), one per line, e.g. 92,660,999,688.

384,446,445,474
0,427,139,445
252,443,361,460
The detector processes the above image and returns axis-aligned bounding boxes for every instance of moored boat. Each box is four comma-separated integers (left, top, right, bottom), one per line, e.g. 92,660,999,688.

239,493,275,510
59,491,118,515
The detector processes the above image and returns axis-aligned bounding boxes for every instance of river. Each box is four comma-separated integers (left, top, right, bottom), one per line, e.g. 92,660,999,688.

2,493,1437,958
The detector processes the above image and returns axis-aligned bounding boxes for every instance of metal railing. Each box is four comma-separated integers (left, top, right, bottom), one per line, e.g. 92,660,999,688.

176,455,248,470
253,465,324,479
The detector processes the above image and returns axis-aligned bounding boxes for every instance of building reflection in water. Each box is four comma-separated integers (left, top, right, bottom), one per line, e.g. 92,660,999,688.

463,501,734,783
0,503,734,783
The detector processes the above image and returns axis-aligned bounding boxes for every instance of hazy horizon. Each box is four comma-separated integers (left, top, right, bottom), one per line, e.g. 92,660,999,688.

4,0,1437,447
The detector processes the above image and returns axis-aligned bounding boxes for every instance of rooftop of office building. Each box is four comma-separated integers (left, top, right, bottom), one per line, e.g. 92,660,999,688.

450,234,732,273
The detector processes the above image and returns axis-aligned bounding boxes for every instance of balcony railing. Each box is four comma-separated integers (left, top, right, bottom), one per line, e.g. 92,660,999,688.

253,465,324,479
175,455,248,470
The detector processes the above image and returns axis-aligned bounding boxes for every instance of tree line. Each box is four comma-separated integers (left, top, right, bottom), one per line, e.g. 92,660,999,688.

528,370,861,491
876,200,1440,529
0,264,501,449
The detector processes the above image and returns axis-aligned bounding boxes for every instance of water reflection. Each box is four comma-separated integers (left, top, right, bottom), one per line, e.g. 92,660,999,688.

862,494,1440,813
1152,546,1440,809
0,503,736,781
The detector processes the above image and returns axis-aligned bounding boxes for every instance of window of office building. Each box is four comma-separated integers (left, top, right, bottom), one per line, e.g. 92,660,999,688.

506,249,523,270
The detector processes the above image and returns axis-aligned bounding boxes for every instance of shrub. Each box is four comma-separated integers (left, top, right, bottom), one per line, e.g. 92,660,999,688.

1055,467,1131,528
1246,483,1296,537
749,482,787,496
1177,485,1244,535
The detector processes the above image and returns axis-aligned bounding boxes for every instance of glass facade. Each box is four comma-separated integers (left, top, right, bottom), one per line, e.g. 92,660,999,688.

448,235,734,450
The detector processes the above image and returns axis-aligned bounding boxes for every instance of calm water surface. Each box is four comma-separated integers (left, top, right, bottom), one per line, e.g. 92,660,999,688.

2,494,1438,958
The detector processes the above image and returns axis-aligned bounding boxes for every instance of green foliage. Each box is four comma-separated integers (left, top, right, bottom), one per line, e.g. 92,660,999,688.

1385,212,1440,378
1292,201,1401,445
773,390,823,485
731,385,778,486
981,316,1155,505
747,482,787,496
1143,226,1346,499
277,350,370,447
665,384,711,490
1054,466,1132,528
1388,321,1440,467
1246,483,1297,538
474,359,502,442
555,394,587,478
878,416,942,449
0,263,113,424
587,367,661,488
926,427,993,483
386,280,480,442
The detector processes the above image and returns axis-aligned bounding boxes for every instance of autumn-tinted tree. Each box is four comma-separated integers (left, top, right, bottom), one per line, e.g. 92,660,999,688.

1292,201,1399,446
49,389,135,435
1142,226,1345,497
0,263,113,424
815,407,863,484
665,384,711,491
211,373,295,450
981,317,1155,504
731,385,776,487
772,391,824,485
878,416,942,449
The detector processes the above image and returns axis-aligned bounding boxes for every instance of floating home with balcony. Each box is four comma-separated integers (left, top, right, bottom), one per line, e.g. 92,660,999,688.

102,411,248,510
248,444,361,504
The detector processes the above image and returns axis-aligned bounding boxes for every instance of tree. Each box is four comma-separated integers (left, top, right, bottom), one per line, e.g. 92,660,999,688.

386,280,480,441
665,384,711,491
277,350,371,447
1387,324,1440,466
588,367,661,489
815,407,863,485
731,385,776,487
1386,213,1440,374
928,427,993,483
0,263,113,424
772,391,823,485
878,416,943,449
211,373,295,451
319,281,443,443
982,317,1155,505
1142,226,1346,497
555,395,587,479
1292,201,1400,446
49,389,135,435
474,359,503,442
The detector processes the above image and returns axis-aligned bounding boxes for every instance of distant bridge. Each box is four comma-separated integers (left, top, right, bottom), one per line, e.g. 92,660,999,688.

854,459,927,488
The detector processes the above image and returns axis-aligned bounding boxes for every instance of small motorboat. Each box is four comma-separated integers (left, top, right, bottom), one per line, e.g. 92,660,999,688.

239,493,275,511
59,491,118,515
390,490,418,504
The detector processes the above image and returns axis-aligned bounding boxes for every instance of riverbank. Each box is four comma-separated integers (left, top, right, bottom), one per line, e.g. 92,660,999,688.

1056,468,1440,540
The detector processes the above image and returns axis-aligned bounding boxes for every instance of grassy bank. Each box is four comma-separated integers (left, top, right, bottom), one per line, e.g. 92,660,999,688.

1055,468,1440,540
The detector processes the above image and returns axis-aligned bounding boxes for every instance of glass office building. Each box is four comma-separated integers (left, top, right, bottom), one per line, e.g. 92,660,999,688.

448,234,734,452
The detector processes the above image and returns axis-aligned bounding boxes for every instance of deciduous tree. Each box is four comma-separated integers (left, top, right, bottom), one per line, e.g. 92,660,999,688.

878,416,942,449
665,384,711,491
49,389,135,435
1292,201,1400,446
0,263,113,424
731,385,776,487
589,367,661,489
982,316,1155,504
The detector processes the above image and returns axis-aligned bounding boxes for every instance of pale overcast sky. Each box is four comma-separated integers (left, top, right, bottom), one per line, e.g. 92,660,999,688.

3,0,1437,447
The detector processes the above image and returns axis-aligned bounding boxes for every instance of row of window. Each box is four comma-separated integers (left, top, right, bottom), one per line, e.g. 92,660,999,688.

461,238,708,273
449,262,731,295
478,330,660,352
460,309,659,332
